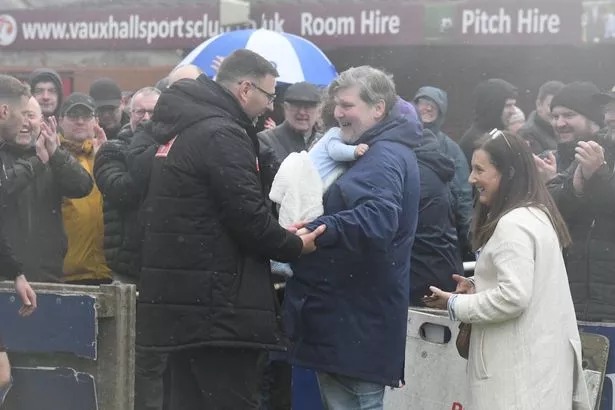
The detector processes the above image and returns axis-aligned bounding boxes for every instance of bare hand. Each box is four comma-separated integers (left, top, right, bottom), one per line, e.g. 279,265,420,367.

576,141,605,180
287,221,308,234
533,151,557,183
264,117,277,130
35,134,49,164
299,224,326,254
452,274,475,295
93,125,107,154
41,120,59,157
354,143,369,158
422,286,452,310
14,275,37,317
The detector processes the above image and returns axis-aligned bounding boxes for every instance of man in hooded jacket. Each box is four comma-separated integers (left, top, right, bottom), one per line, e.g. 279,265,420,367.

459,78,518,165
28,68,64,120
137,49,322,409
414,86,473,256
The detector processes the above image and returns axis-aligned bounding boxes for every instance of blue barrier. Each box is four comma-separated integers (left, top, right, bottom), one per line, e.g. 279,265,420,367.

4,367,97,410
0,293,97,359
579,322,615,410
0,282,136,410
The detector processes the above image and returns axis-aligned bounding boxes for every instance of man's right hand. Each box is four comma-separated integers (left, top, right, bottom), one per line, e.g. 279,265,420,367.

299,224,327,254
533,151,557,183
35,134,49,164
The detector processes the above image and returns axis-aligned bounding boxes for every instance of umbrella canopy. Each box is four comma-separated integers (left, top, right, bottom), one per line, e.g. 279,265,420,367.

177,29,338,87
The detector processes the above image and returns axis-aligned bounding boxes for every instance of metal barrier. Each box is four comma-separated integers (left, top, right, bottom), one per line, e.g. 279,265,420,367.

0,282,136,410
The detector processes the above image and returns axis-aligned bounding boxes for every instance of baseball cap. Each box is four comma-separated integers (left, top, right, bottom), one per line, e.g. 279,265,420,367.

284,82,322,104
89,78,122,108
60,92,96,116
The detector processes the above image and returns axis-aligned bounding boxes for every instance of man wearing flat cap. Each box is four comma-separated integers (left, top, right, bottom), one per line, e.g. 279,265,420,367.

258,81,323,163
89,78,130,141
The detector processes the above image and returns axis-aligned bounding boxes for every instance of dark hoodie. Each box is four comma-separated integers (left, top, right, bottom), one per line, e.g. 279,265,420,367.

459,79,517,165
413,86,473,255
286,112,423,386
136,75,303,351
410,129,462,305
28,68,64,119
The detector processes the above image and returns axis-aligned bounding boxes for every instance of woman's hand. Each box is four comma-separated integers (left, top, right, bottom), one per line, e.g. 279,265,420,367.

422,286,453,310
453,274,475,295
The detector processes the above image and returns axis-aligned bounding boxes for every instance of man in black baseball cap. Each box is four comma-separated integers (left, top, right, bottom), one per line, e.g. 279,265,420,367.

258,81,323,163
89,78,129,140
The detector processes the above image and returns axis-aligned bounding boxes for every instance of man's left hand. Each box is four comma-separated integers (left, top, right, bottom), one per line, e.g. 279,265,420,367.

14,275,36,317
575,140,605,180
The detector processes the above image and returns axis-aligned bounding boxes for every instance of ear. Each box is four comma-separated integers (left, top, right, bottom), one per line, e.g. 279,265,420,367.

236,81,251,104
0,104,8,121
373,99,386,120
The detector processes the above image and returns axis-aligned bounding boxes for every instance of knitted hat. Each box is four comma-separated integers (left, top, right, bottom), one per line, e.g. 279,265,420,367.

550,81,603,127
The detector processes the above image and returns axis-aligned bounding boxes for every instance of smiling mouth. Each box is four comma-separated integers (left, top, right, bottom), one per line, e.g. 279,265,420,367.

339,121,351,127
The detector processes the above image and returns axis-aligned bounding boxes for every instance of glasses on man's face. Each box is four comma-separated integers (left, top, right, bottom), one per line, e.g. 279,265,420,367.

489,128,512,150
132,109,155,119
240,81,276,104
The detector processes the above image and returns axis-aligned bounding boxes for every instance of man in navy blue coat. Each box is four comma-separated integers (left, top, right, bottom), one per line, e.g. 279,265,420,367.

284,66,422,409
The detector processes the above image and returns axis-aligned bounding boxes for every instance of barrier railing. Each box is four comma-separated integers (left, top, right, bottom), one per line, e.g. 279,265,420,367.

0,282,136,410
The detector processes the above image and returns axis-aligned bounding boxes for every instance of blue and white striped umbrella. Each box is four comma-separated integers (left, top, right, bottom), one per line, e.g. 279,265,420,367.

177,29,338,86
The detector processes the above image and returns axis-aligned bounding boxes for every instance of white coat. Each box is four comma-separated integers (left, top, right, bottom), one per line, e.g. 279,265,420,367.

454,207,591,410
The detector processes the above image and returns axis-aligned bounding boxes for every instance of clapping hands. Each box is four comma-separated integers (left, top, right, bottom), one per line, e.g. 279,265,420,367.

35,116,60,164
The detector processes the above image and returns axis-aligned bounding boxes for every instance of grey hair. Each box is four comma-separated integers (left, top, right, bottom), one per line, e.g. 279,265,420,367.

129,87,161,111
328,66,396,115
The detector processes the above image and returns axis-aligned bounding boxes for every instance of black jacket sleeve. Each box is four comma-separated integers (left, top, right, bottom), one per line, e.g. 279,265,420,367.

49,148,93,198
198,126,303,262
0,219,22,279
0,154,47,197
94,141,141,208
127,124,159,199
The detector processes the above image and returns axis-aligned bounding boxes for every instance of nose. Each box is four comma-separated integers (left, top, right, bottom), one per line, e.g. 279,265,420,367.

468,170,476,185
334,105,343,119
554,116,566,129
142,111,152,121
267,100,274,111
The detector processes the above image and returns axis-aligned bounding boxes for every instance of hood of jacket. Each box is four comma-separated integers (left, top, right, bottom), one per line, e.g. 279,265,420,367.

473,79,517,131
413,86,448,133
415,128,455,184
28,68,64,118
150,74,254,145
356,112,454,184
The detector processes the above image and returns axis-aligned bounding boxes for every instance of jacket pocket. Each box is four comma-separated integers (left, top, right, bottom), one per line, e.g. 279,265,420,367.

471,328,490,380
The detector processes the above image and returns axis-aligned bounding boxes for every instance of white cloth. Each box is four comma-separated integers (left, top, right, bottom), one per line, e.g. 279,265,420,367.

454,207,590,410
269,151,324,229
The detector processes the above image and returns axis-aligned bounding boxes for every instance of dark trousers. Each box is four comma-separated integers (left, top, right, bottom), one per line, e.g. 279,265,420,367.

134,348,169,410
259,357,292,410
167,347,266,410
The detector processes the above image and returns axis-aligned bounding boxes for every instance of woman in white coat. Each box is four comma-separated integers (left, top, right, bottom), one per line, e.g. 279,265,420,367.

426,130,591,410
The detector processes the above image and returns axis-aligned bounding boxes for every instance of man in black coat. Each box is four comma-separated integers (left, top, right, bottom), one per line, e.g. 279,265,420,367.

519,80,565,155
0,84,92,283
458,78,517,166
137,50,323,410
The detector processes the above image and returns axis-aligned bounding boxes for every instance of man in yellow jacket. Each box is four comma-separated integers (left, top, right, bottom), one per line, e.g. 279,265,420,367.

58,93,112,285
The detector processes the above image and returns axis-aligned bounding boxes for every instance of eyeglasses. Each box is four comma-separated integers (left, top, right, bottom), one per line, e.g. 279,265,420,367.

240,81,276,104
489,128,512,150
132,109,155,118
